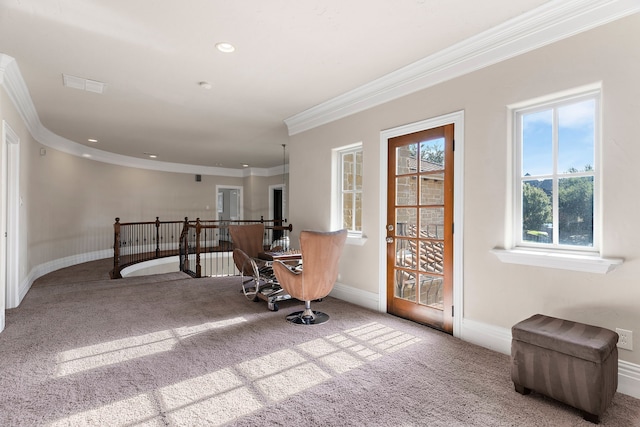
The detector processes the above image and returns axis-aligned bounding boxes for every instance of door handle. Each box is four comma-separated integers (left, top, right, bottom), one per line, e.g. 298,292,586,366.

386,237,394,244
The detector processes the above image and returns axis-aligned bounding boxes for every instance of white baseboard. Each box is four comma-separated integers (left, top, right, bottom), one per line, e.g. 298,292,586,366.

460,318,512,355
618,359,640,399
18,249,113,306
0,310,4,332
330,281,380,312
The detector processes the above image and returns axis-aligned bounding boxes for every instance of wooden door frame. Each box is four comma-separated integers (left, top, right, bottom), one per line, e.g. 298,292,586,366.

378,111,464,337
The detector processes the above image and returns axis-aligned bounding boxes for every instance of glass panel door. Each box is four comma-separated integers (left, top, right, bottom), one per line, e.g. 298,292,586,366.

386,125,454,333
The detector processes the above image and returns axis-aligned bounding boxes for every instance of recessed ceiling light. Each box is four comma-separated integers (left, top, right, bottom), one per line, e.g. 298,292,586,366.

144,152,158,159
216,42,235,53
88,138,98,143
242,164,249,168
82,153,92,158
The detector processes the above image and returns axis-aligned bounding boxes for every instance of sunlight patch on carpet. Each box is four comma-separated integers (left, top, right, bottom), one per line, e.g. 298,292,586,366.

344,322,422,353
48,393,162,426
50,320,421,426
55,317,247,377
237,349,307,380
160,368,262,425
254,363,332,402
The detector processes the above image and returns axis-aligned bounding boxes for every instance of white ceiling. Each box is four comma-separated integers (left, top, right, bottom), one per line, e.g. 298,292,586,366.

0,0,609,171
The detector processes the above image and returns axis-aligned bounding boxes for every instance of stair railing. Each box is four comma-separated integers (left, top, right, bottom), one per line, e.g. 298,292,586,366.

111,217,291,279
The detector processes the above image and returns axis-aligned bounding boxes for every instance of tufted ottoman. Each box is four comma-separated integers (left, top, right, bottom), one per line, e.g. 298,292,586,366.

511,314,618,424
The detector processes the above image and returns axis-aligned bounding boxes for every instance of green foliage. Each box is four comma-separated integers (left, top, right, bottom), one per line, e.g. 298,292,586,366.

522,183,551,233
408,142,445,165
421,143,444,165
558,176,593,245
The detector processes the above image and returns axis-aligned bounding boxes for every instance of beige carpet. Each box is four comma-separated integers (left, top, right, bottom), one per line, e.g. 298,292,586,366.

1,259,638,426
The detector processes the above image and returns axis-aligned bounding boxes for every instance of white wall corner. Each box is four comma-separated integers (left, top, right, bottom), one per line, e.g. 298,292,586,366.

330,282,380,312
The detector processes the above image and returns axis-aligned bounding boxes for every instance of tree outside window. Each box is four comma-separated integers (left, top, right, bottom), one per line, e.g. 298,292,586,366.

517,94,598,249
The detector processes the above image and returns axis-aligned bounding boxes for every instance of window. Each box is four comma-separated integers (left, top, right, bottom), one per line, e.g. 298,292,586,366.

337,144,363,236
514,89,599,252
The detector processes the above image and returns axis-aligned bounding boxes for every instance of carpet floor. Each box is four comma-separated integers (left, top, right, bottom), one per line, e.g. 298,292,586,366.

1,259,638,426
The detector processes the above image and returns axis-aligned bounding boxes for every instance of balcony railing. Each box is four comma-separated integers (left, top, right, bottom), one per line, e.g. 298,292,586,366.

111,217,291,279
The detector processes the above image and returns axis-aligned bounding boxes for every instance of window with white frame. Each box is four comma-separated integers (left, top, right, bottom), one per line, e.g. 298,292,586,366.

514,89,599,252
337,144,363,236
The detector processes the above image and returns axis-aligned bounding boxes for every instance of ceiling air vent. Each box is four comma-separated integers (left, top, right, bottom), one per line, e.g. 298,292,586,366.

62,74,106,94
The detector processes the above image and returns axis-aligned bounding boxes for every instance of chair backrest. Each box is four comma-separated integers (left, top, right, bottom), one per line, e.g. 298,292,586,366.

298,229,347,300
228,224,264,257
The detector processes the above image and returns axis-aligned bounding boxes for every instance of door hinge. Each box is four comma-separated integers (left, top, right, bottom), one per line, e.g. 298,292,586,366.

452,306,454,317
452,223,454,234
452,139,455,152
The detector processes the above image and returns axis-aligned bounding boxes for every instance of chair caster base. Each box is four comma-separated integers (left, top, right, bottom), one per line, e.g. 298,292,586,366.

286,310,329,325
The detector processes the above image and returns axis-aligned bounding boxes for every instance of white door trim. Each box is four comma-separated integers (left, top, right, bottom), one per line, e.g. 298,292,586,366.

379,110,465,337
2,120,20,311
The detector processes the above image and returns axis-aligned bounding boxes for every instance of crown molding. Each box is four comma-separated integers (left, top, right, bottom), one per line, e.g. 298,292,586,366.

284,0,640,135
0,54,276,178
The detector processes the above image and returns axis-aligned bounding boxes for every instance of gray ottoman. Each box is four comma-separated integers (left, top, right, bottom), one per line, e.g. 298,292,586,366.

511,314,618,424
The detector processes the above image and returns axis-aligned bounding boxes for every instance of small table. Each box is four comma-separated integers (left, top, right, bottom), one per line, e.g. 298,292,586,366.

241,250,302,311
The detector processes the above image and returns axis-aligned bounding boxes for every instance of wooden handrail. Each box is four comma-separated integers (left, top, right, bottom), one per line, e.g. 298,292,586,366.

111,216,292,279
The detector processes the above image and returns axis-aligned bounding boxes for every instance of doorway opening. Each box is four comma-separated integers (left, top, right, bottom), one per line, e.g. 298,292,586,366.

216,185,243,245
1,120,20,330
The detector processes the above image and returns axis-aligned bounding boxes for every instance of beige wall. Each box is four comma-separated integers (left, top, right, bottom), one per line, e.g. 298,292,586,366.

288,15,640,364
243,173,287,222
25,144,247,267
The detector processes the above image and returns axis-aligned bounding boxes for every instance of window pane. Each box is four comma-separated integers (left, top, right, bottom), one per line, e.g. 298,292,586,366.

419,138,444,171
522,110,553,176
419,240,444,273
396,176,417,206
394,269,416,302
396,208,417,237
419,275,443,308
558,99,595,174
420,208,444,239
559,176,593,246
354,193,362,231
355,150,363,190
342,153,354,191
522,180,552,244
397,144,417,175
420,173,444,205
342,193,353,230
395,238,416,270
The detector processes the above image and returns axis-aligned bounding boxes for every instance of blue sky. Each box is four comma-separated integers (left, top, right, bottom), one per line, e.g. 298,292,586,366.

522,99,595,176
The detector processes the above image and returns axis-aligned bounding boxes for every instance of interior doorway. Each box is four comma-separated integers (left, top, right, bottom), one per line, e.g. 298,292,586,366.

216,185,243,244
270,184,285,242
1,120,20,329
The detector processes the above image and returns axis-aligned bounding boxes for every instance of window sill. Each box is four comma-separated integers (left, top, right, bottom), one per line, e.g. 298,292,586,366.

346,234,367,246
491,248,623,274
